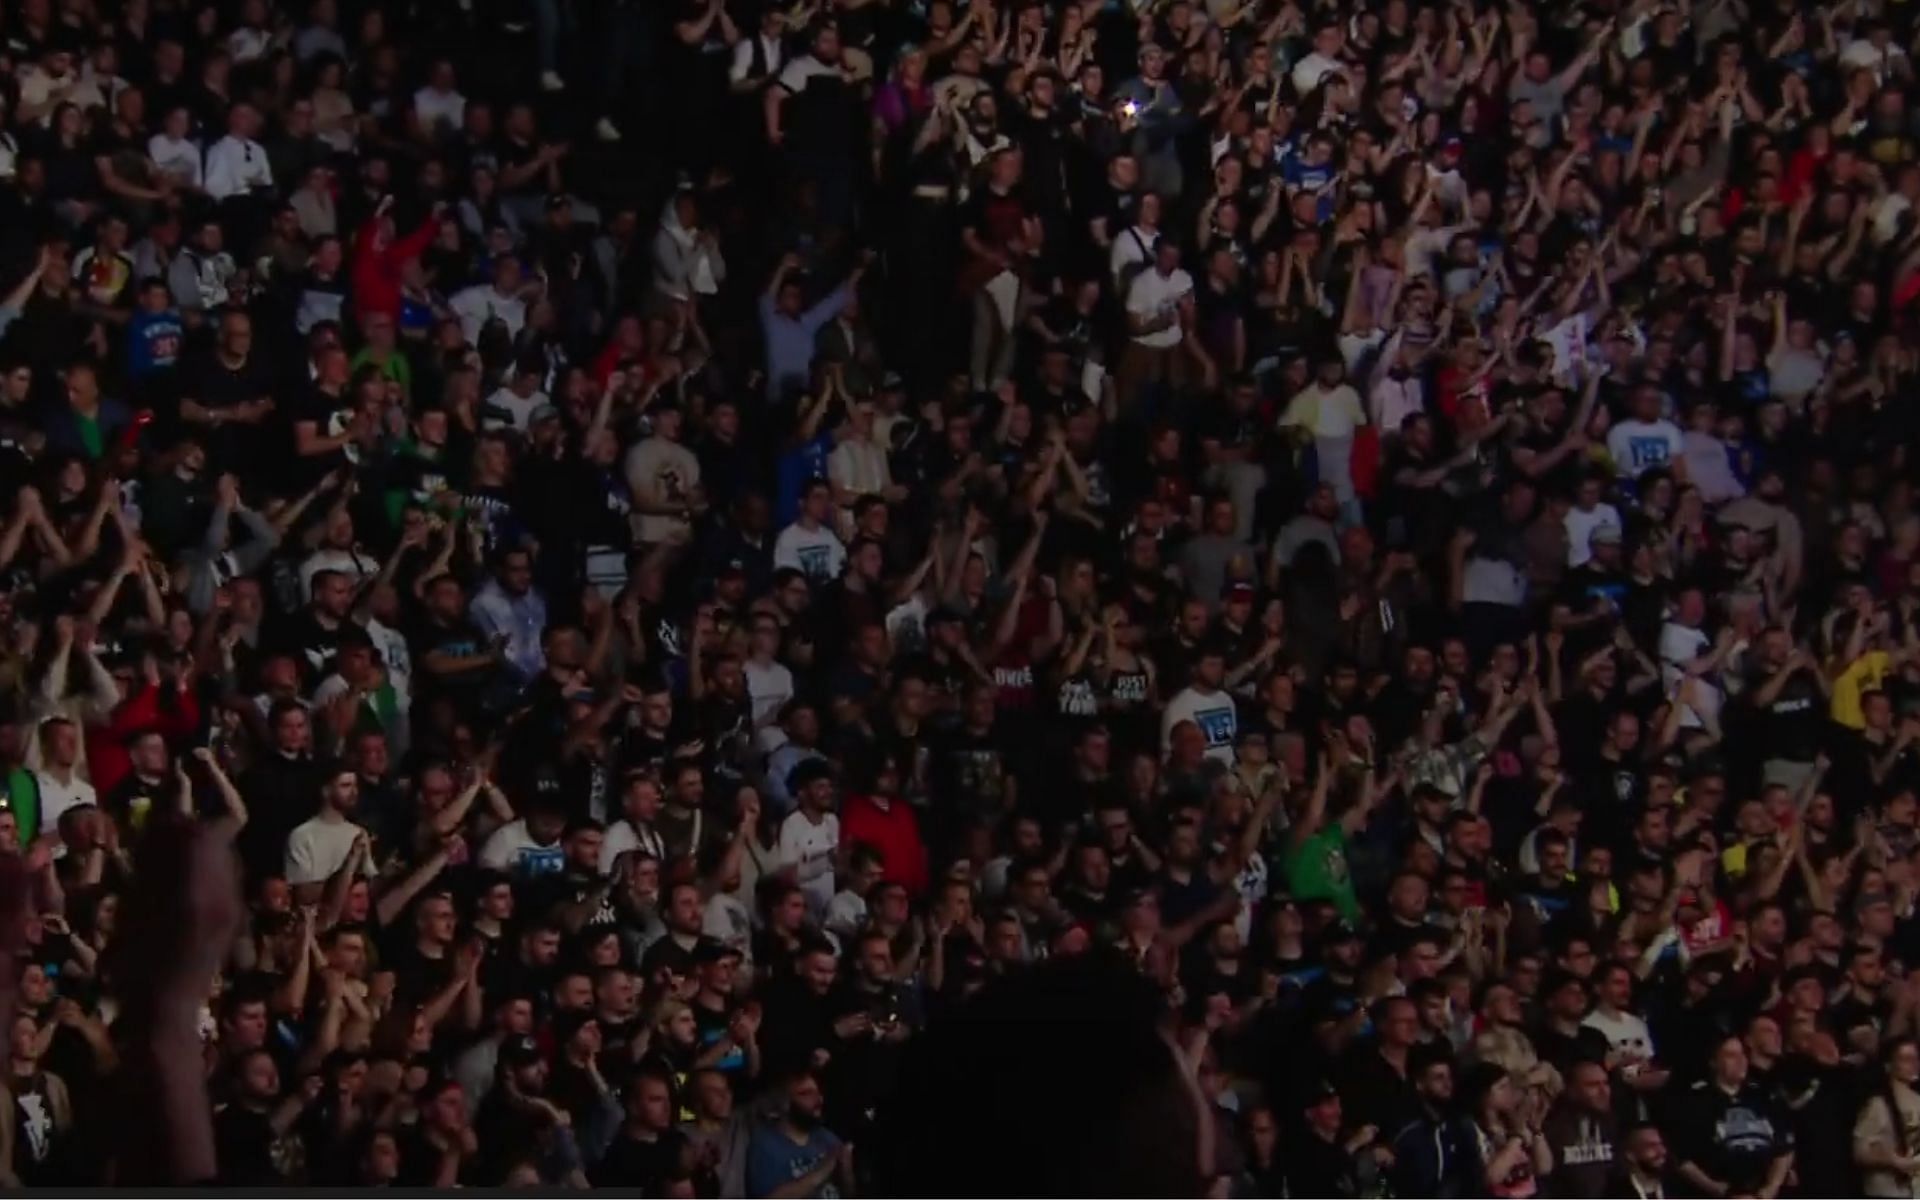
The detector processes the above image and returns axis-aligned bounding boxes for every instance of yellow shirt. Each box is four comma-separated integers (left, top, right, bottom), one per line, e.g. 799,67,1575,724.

1721,841,1749,879
1830,650,1891,731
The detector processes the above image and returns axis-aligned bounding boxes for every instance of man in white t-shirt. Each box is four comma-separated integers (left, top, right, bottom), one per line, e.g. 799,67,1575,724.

774,480,848,584
481,360,550,434
284,766,376,902
449,256,529,345
599,771,668,874
1279,354,1368,510
766,24,861,146
1117,238,1194,414
30,717,96,840
776,759,842,918
1162,643,1238,766
1582,963,1659,1072
1605,385,1685,483
1563,474,1624,567
744,613,796,736
1290,21,1346,95
479,794,570,879
16,43,102,125
623,402,703,545
827,401,903,512
411,59,467,136
1659,587,1721,731
1125,238,1192,353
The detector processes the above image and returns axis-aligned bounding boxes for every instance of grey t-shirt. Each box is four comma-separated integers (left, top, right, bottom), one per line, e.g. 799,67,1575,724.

1179,533,1256,611
1508,73,1569,126
1273,515,1340,569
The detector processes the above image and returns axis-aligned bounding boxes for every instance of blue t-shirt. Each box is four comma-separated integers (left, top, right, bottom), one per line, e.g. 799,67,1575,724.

746,1124,842,1199
1280,153,1333,193
399,293,436,336
1279,151,1337,220
127,309,184,377
775,433,833,526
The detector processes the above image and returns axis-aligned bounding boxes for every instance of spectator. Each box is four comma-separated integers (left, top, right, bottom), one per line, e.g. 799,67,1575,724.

0,0,1917,1191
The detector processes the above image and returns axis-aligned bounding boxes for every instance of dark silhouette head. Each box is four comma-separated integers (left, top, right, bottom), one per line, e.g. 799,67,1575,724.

871,951,1209,1196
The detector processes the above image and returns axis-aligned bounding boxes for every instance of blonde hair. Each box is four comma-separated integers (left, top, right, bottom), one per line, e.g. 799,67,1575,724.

650,997,693,1040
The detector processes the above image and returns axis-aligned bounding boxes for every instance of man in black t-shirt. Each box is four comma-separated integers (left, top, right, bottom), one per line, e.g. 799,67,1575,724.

283,343,363,495
524,821,619,930
274,569,355,682
1542,1058,1618,1199
1674,1036,1794,1197
640,881,708,979
180,309,276,467
410,574,502,707
591,1070,688,1189
935,684,1018,823
1532,973,1614,1079
1557,522,1629,656
1379,413,1456,552
1745,626,1826,790
214,1048,314,1185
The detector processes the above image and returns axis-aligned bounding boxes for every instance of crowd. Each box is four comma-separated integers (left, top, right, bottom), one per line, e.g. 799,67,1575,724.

3,0,1920,1193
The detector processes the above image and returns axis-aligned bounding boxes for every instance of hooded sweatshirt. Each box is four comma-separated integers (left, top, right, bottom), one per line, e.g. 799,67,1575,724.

650,194,727,304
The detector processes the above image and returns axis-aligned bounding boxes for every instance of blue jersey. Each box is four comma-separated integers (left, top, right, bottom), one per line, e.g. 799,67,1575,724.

775,433,833,526
127,309,184,377
1280,150,1337,220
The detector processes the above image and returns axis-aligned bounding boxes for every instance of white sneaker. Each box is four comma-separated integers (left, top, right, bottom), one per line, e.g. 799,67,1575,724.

540,70,566,92
595,117,622,142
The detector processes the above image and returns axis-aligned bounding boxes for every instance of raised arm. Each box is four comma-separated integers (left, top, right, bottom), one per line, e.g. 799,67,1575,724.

1289,755,1335,851
317,834,369,932
988,570,1033,657
190,747,248,836
375,845,454,928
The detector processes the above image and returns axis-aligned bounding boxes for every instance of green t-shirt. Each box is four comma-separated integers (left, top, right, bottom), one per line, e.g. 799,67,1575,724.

1286,823,1358,922
75,411,103,460
0,767,39,846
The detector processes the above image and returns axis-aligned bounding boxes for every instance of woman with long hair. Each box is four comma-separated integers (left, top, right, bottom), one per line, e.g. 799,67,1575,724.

1857,1036,1920,1198
1463,1062,1552,1198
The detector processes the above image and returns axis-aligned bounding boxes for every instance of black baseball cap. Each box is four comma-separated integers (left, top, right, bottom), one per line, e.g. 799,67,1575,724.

1322,919,1363,945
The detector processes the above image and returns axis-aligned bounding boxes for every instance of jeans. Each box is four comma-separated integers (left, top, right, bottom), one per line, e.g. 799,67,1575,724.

529,0,569,72
969,286,1018,392
587,0,651,119
1116,339,1188,422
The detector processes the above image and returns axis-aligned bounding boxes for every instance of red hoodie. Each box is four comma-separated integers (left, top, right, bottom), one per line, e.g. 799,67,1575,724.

86,681,201,798
351,212,438,324
839,792,929,898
